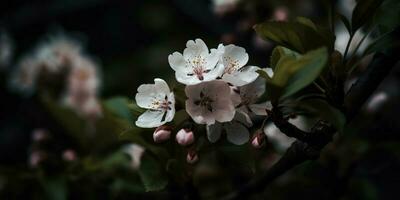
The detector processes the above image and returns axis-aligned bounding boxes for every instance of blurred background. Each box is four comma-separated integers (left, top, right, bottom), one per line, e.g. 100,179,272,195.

0,0,399,199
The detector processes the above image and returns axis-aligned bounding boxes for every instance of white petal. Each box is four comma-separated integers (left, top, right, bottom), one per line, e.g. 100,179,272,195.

176,72,202,85
183,39,209,60
239,76,266,101
205,48,221,70
223,44,249,68
203,63,224,82
249,101,272,116
206,123,222,143
168,52,188,72
135,110,166,128
225,122,249,145
222,66,260,86
165,92,176,122
185,100,216,124
234,111,253,127
135,78,170,109
212,100,236,123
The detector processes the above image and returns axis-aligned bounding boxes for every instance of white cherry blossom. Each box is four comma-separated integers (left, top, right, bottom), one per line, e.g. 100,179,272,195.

168,39,224,85
185,80,236,125
135,78,175,128
235,68,274,123
218,44,260,86
206,112,251,145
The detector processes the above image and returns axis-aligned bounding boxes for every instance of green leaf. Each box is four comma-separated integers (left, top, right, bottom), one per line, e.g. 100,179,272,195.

271,47,329,100
104,96,136,122
363,28,400,56
296,17,318,30
138,153,168,191
373,0,400,33
296,99,346,131
337,13,352,34
254,20,332,53
41,176,67,200
270,46,300,69
352,0,384,32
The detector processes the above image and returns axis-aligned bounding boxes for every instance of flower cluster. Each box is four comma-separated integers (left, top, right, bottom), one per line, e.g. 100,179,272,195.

135,38,273,150
11,36,102,120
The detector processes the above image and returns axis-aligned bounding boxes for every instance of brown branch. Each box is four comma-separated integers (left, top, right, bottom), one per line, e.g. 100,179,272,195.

221,46,399,200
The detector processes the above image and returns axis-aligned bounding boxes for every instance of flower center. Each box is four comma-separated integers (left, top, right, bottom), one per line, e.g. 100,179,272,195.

187,56,210,81
223,56,240,74
194,91,214,112
151,95,172,111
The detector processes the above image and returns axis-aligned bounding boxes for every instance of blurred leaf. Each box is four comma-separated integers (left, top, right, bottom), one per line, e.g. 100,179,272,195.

296,99,346,131
269,47,328,100
296,17,317,30
104,96,136,122
373,0,400,33
352,0,384,32
254,20,333,53
138,153,168,191
363,28,400,56
337,13,352,34
41,176,67,200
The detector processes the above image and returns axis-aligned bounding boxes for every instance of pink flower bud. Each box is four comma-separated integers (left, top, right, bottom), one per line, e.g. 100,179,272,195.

29,151,46,168
186,150,198,164
176,128,194,146
62,149,77,162
251,130,266,149
153,125,172,143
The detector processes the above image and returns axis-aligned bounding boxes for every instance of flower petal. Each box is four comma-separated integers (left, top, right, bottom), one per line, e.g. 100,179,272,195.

183,39,209,60
222,44,249,69
185,100,216,124
222,66,260,86
168,52,189,72
249,101,272,116
206,123,222,143
135,110,166,128
225,122,249,145
135,78,170,109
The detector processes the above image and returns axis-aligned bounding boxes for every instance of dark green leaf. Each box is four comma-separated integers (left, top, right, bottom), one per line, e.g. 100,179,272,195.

138,153,168,191
41,176,67,200
352,0,384,32
296,99,346,131
337,13,352,34
363,28,400,56
104,96,136,122
254,20,332,53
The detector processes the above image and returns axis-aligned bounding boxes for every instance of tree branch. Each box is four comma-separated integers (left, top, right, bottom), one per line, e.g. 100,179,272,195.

222,47,399,200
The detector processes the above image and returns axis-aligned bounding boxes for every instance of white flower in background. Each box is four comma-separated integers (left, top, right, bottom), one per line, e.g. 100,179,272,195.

135,78,175,128
185,80,236,125
35,37,82,72
0,31,13,69
63,56,102,119
168,39,223,85
212,0,239,15
123,143,145,170
217,44,260,86
235,68,273,123
206,112,251,145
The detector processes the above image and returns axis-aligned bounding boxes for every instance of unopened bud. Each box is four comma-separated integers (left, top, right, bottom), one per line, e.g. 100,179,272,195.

176,128,194,146
251,130,266,149
153,125,172,143
186,149,199,164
